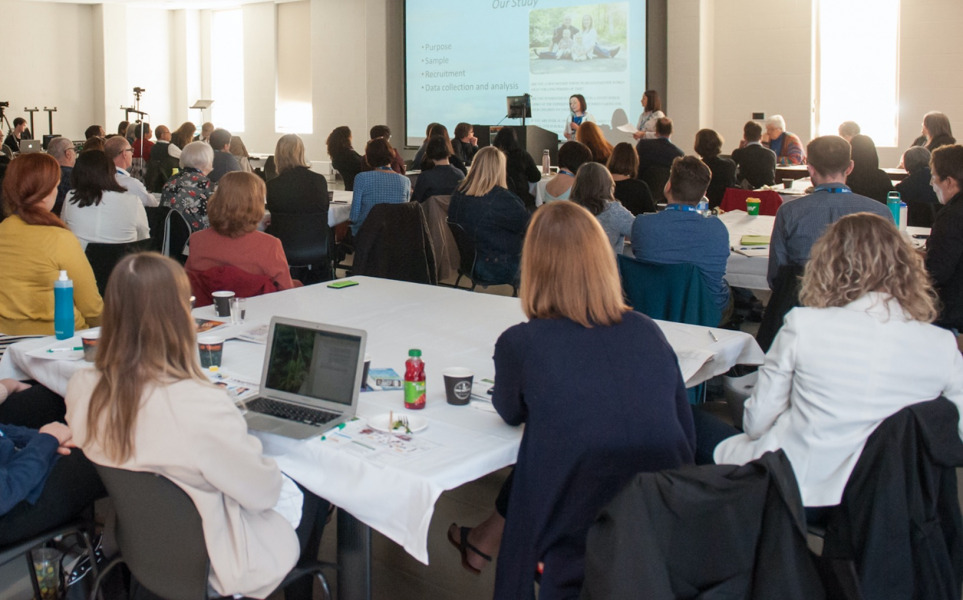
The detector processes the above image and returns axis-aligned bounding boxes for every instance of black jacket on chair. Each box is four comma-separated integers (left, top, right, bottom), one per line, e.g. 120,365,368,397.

351,202,436,285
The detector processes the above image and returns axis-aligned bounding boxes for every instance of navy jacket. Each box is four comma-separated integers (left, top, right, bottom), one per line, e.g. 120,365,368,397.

0,424,60,516
448,186,529,284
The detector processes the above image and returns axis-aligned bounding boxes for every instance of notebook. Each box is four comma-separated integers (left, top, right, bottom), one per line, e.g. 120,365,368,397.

241,316,367,439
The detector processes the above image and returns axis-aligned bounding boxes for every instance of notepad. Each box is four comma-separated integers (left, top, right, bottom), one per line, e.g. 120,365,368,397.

740,235,771,246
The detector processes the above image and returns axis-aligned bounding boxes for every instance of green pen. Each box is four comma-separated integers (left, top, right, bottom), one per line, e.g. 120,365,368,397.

47,346,82,353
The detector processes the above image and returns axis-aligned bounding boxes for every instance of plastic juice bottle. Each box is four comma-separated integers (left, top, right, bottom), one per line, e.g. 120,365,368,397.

53,270,74,340
404,349,426,410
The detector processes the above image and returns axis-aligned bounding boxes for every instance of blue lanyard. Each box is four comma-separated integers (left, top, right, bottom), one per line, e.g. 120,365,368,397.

664,204,699,212
814,184,852,194
558,169,574,176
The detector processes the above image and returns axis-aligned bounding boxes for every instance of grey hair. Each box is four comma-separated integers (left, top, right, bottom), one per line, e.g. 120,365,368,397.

902,146,931,174
46,137,73,160
180,141,214,172
765,114,787,130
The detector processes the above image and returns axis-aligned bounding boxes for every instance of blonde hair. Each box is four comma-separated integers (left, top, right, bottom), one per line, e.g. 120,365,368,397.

457,146,506,196
520,202,628,327
275,134,310,174
800,212,938,322
207,171,266,238
86,253,208,462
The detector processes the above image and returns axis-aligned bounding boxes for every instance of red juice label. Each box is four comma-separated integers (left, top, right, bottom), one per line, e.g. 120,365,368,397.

404,380,426,409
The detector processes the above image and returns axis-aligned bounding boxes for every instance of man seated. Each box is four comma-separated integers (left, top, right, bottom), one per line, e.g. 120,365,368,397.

631,156,730,313
768,135,893,286
635,117,685,171
764,115,805,166
46,137,75,216
104,135,158,207
208,128,241,183
731,121,776,188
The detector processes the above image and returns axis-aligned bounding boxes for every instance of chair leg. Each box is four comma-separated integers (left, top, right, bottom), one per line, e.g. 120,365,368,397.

453,274,462,288
88,555,125,600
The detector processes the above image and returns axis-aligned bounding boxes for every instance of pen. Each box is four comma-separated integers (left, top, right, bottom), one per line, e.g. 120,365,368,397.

707,330,719,342
47,346,82,353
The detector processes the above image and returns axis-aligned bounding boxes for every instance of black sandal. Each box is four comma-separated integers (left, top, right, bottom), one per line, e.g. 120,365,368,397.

447,523,492,575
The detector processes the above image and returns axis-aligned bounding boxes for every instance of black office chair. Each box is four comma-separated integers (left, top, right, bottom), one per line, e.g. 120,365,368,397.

161,209,192,265
85,239,152,296
756,264,805,353
266,212,334,285
0,519,98,600
144,205,171,252
640,166,671,203
447,220,518,296
89,466,335,600
352,202,437,285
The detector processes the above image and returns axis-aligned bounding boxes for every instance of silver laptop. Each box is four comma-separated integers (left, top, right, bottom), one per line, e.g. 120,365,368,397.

19,139,41,153
241,316,367,439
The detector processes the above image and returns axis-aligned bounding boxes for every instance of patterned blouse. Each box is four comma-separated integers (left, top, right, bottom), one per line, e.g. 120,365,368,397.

161,167,213,232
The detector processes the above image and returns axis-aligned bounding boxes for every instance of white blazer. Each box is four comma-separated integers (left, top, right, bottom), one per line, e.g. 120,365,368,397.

715,293,963,507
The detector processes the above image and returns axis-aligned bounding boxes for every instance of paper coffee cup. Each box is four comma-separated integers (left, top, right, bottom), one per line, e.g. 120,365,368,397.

746,198,761,216
443,367,474,406
212,291,235,317
80,330,100,363
198,335,224,370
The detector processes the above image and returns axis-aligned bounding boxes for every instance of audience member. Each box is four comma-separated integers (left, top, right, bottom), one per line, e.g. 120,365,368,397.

411,136,464,203
764,114,805,165
104,135,158,207
607,142,655,215
229,136,253,173
65,252,330,600
0,153,102,334
448,146,529,284
925,144,963,332
81,136,104,153
449,201,693,598
838,120,860,142
563,94,594,141
130,122,153,161
631,156,730,313
196,121,214,143
731,121,777,188
349,138,410,236
694,128,737,208
846,134,894,203
895,146,940,227
62,150,149,249
326,126,364,191
46,136,75,216
369,125,406,174
700,214,963,514
632,89,665,140
208,128,241,183
576,120,613,164
410,122,440,171
412,124,466,174
921,111,956,152
452,122,479,165
169,121,197,159
187,172,297,291
115,120,129,138
492,127,540,210
266,134,329,241
571,162,634,254
161,141,215,233
3,118,28,152
83,125,105,140
635,117,684,171
768,135,892,286
535,140,592,206
145,124,178,193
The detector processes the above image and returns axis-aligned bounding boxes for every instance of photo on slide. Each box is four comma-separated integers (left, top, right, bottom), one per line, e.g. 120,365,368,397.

529,3,628,75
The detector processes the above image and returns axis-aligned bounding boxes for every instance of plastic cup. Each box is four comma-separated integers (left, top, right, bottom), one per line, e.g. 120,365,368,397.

443,367,474,406
229,297,246,324
32,547,61,600
80,330,100,363
746,198,761,216
198,335,224,370
360,354,371,390
212,291,235,317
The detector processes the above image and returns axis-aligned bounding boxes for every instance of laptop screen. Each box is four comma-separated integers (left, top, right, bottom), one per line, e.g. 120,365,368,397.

263,322,362,407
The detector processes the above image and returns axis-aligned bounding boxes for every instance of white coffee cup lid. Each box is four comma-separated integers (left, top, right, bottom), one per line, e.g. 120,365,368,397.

212,291,235,297
443,367,473,377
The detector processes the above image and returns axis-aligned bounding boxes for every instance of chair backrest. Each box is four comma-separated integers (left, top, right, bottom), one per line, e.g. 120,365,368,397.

422,195,458,281
719,188,784,216
162,209,192,265
144,205,170,252
352,202,437,285
617,255,721,327
755,264,804,353
187,264,278,307
84,239,152,296
265,211,332,268
94,465,211,600
639,166,671,203
447,220,477,281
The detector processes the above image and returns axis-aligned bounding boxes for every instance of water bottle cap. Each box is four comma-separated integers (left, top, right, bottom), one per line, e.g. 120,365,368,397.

408,349,422,357
58,270,68,280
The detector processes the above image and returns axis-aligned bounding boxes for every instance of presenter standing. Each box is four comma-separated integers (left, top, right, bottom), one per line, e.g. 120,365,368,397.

633,90,666,140
564,94,595,141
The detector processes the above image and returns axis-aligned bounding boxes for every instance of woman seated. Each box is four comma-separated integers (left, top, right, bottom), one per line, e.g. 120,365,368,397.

694,128,737,209
65,253,330,600
926,144,963,332
0,153,102,335
168,121,197,160
326,126,364,191
266,133,329,231
575,120,613,164
349,138,411,236
535,140,592,206
492,127,540,211
846,134,894,203
229,136,253,173
696,213,963,516
448,147,530,284
186,171,298,292
411,135,464,203
607,142,655,215
449,202,694,598
161,141,215,233
412,124,467,174
62,150,149,249
921,111,956,152
571,162,635,254
895,146,940,227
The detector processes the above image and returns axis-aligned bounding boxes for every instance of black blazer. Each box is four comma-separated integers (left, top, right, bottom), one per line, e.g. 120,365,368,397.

266,166,329,219
703,155,737,208
635,137,684,171
731,143,777,188
926,192,963,330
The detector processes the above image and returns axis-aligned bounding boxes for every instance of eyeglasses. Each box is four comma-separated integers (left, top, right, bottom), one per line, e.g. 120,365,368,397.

123,149,134,154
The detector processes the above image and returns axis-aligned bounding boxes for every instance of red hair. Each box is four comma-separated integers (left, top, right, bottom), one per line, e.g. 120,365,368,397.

2,153,66,228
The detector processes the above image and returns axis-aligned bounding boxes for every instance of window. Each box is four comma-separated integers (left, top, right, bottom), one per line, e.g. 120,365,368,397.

815,0,900,146
211,9,245,132
276,1,312,133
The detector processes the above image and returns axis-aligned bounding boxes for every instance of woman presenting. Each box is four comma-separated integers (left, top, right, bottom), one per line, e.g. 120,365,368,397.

563,94,594,141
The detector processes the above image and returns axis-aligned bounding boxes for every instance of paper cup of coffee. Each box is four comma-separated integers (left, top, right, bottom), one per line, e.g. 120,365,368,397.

443,367,474,406
746,198,761,216
198,335,224,370
80,330,100,363
360,353,371,390
782,178,794,189
212,291,235,317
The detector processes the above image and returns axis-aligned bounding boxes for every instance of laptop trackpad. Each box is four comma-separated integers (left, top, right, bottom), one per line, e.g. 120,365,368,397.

245,413,320,440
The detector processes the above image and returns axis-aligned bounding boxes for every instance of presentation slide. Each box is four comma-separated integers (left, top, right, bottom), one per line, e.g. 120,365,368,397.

404,0,648,147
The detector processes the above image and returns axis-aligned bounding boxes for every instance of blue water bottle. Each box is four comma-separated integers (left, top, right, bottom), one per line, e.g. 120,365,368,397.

887,191,901,227
54,270,74,340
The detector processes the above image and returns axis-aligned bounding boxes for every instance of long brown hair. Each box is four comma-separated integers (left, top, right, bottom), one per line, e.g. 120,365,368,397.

86,253,207,462
575,121,613,163
1,153,66,228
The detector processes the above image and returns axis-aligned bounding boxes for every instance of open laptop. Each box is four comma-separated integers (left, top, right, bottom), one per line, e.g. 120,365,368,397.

19,139,41,153
241,316,367,439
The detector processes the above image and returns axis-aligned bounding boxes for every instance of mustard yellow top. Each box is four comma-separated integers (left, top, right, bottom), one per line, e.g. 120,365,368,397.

0,215,103,335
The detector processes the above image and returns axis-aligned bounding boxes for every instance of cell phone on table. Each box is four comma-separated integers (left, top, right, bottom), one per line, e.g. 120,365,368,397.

327,280,359,289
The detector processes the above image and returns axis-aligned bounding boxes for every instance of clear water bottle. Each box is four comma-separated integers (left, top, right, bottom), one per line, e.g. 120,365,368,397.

541,149,551,175
899,201,908,231
696,197,709,216
54,270,73,340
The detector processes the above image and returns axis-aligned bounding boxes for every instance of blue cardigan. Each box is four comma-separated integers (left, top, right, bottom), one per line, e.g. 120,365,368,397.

492,312,696,599
0,424,60,516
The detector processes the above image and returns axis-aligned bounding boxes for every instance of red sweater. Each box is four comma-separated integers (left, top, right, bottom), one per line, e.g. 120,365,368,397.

185,229,298,290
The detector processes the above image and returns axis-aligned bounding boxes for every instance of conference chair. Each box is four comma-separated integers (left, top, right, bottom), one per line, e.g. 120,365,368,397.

447,220,518,296
266,212,335,285
90,465,335,600
0,519,99,600
719,188,784,216
755,264,804,353
161,209,192,265
187,265,279,307
144,205,170,252
422,195,459,282
639,165,671,203
352,202,437,285
84,239,152,296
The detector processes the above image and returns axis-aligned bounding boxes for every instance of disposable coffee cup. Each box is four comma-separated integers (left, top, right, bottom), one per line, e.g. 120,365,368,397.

229,297,246,325
198,335,224,370
746,198,761,216
443,367,474,406
782,178,794,189
80,330,100,363
212,291,235,317
32,547,61,600
360,353,371,390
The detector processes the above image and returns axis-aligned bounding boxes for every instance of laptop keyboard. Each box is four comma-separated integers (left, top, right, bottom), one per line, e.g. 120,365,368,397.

246,397,341,426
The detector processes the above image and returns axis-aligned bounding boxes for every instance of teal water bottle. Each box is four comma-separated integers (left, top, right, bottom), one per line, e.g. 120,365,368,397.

54,270,74,340
887,191,901,226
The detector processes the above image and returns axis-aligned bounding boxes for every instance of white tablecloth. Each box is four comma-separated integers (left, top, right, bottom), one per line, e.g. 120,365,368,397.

0,277,763,564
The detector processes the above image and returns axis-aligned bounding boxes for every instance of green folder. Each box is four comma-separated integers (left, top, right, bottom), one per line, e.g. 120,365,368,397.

740,235,770,246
